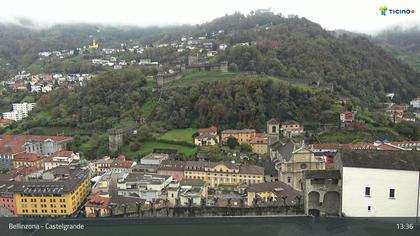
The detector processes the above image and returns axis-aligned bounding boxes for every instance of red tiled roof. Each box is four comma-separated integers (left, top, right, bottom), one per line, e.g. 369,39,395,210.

0,135,72,154
250,134,268,144
85,193,111,208
198,126,217,134
49,150,74,158
222,129,256,134
13,152,42,162
111,155,134,168
311,142,405,151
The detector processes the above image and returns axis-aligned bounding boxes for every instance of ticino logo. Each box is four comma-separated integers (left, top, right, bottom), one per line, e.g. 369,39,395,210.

379,5,415,16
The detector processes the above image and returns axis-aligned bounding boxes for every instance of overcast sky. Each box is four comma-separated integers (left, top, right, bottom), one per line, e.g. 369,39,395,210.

0,0,419,34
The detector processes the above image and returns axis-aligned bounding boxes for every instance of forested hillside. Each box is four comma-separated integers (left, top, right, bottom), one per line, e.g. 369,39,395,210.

7,69,149,133
1,13,419,104
373,26,420,72
157,75,337,131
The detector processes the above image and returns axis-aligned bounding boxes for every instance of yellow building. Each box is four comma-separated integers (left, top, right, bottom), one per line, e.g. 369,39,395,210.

250,134,268,155
14,166,90,216
221,129,256,145
281,121,304,138
93,156,113,175
271,140,325,190
90,39,99,49
183,161,264,187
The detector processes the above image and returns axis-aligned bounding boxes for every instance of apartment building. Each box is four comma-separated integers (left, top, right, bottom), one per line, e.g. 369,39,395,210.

13,166,90,216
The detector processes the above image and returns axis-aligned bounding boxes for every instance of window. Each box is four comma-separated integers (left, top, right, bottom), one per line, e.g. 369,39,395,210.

365,187,370,196
389,189,395,198
287,177,291,183
368,206,371,211
271,126,276,133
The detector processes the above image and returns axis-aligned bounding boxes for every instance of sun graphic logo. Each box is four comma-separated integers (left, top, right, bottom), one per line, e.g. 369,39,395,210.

379,6,388,16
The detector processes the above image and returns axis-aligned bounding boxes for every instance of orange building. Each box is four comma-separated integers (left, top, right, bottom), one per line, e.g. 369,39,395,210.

221,129,256,144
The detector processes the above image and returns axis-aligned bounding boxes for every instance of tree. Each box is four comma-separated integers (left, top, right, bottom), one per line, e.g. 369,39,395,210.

239,143,252,153
228,63,239,72
226,136,239,149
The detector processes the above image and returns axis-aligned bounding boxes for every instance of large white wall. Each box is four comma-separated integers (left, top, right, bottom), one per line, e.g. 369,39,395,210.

342,167,420,217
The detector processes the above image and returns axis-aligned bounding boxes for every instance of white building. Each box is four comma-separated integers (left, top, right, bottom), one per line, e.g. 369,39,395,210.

140,153,169,165
410,97,420,108
116,173,172,201
2,102,36,121
44,150,80,170
338,151,420,217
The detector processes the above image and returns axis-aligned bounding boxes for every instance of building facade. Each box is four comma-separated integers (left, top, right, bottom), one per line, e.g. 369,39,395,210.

183,161,264,187
338,150,420,217
12,152,43,169
250,134,268,155
221,129,256,145
303,170,341,216
271,140,325,190
14,166,90,216
281,121,304,138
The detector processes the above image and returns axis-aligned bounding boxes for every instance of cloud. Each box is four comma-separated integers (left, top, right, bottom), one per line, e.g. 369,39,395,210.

0,0,418,33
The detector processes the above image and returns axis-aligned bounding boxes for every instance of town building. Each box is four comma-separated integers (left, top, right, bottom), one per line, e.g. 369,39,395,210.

131,164,159,174
250,133,268,155
116,173,172,202
194,127,219,146
158,160,264,187
140,153,169,165
303,170,341,216
157,160,186,181
93,156,113,175
0,181,18,215
110,155,136,173
14,166,90,216
270,140,325,190
410,97,420,108
194,133,219,146
0,135,73,171
8,166,43,182
2,102,36,121
183,161,264,187
84,193,111,217
174,179,208,207
281,121,304,138
337,150,420,217
385,104,408,123
221,129,256,145
12,152,43,169
340,111,355,127
309,140,419,152
43,151,80,171
246,181,302,207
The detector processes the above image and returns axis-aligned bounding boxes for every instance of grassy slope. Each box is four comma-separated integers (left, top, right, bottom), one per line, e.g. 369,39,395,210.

158,128,197,143
139,76,156,117
123,140,197,159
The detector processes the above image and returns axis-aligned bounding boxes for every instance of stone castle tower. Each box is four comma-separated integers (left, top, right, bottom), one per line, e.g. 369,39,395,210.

108,128,124,154
267,118,280,145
